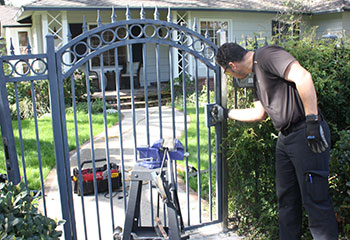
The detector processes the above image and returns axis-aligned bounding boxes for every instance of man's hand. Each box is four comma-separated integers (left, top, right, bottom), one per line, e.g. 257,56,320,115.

306,115,329,153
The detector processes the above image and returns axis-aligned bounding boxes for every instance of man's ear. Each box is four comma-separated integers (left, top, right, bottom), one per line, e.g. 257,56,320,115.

228,62,237,72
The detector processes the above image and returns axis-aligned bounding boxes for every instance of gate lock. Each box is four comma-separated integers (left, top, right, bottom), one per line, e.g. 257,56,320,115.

205,103,225,127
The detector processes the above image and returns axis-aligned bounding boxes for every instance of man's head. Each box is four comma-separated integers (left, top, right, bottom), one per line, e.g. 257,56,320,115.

216,42,252,79
216,43,248,69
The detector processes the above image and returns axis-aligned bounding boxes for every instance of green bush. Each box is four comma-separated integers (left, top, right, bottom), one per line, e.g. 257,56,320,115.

0,181,64,239
329,130,350,235
226,37,350,239
6,69,93,120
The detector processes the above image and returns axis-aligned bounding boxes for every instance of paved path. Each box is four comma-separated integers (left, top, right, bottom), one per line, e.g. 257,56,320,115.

43,106,243,239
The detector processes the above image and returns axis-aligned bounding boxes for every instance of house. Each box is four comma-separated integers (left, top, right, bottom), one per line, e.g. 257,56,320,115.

1,0,349,89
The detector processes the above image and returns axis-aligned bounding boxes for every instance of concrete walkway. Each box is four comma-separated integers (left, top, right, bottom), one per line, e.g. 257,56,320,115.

43,106,243,239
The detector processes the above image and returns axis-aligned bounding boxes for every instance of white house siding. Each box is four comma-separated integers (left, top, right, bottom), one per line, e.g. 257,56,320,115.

143,43,170,86
342,12,350,36
190,10,276,78
309,12,344,37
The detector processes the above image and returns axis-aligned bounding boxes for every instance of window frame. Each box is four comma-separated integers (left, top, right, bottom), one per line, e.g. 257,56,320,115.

198,18,230,45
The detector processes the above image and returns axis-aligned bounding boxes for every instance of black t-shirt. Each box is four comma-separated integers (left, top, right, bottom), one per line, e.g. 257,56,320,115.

253,45,305,131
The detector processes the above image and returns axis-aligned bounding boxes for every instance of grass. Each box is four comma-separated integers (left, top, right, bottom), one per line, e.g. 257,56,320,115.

0,108,118,190
176,101,216,201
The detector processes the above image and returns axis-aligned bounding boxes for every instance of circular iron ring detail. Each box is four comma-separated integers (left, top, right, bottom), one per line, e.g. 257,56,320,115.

156,26,169,39
115,26,129,41
73,41,89,58
31,58,48,75
14,60,30,76
101,29,117,44
144,24,157,38
88,34,103,50
169,29,182,42
129,24,144,39
62,50,77,66
193,39,205,53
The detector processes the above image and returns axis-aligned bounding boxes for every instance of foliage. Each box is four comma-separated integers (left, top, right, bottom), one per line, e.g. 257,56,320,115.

6,69,93,120
283,37,350,141
329,130,350,236
0,181,64,239
226,36,350,239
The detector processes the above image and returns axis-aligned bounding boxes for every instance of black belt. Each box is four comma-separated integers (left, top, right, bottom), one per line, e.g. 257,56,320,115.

280,120,306,136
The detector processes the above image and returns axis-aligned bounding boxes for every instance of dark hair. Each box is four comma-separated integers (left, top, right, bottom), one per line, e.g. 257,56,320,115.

215,43,248,68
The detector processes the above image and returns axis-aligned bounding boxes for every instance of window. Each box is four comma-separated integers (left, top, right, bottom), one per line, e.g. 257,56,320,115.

89,25,127,68
18,31,28,54
272,20,300,41
200,20,228,45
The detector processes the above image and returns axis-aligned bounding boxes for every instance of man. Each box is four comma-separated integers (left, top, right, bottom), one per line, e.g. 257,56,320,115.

216,43,338,239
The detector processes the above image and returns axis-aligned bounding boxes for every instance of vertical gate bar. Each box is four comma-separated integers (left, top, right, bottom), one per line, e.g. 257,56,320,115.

169,44,178,186
143,43,155,227
162,46,167,225
128,44,138,162
214,66,223,223
169,20,176,141
99,53,116,232
72,69,88,240
194,59,202,223
46,34,76,240
58,73,77,240
14,83,28,188
206,67,213,221
182,51,190,226
30,80,47,217
143,43,150,146
155,43,163,139
114,47,128,212
217,29,228,230
0,59,21,184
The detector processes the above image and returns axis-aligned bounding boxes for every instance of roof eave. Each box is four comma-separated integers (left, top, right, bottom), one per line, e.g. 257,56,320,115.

2,24,32,28
19,5,281,14
310,7,345,15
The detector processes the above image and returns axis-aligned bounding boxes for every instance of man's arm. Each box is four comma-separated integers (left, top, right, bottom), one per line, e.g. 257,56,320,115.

284,61,318,116
227,100,266,122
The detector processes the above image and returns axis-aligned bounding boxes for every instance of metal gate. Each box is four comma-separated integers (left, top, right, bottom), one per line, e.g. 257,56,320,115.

0,7,227,239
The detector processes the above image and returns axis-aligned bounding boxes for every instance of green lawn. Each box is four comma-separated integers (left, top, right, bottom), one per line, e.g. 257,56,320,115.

177,104,216,200
0,110,118,190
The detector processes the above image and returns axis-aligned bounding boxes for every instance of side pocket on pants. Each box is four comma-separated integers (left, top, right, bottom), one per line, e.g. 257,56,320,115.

304,170,329,203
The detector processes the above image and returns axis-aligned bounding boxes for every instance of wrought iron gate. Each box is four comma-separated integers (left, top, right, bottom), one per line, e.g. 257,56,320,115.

0,7,227,239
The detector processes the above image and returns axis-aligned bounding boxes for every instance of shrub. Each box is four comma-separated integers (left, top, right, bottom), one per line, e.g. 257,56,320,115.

329,130,350,236
0,181,64,239
7,69,93,120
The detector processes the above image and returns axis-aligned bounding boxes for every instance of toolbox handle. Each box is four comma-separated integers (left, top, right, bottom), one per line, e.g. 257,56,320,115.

81,158,106,169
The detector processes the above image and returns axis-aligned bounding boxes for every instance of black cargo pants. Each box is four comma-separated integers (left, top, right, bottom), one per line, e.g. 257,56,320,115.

275,119,338,240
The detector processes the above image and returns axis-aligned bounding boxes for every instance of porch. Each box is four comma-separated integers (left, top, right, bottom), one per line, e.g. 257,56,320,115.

91,83,171,109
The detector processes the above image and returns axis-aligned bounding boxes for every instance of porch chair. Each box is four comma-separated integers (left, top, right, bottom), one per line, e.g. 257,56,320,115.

120,61,142,89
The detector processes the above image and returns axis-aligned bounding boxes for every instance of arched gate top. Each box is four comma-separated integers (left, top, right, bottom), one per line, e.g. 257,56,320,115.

56,7,219,78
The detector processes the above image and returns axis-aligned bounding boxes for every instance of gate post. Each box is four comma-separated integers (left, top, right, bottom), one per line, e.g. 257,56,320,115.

0,59,21,184
46,34,77,240
216,28,228,231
